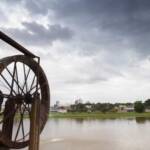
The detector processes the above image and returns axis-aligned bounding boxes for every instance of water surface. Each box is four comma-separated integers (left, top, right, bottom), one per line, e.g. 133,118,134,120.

20,118,150,150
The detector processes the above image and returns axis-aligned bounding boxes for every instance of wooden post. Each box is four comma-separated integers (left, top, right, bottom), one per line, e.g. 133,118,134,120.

0,99,15,150
2,99,15,140
29,95,40,150
0,145,9,150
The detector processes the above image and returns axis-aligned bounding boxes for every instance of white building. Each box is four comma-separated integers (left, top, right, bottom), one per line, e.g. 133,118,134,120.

118,105,134,112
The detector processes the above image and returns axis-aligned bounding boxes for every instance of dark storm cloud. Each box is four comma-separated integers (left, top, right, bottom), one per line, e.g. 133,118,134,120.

2,0,150,56
1,21,73,45
23,0,50,15
12,0,150,83
51,0,150,27
49,0,150,56
1,0,150,85
22,0,150,32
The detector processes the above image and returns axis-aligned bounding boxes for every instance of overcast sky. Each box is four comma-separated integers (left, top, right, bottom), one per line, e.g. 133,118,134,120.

1,0,150,105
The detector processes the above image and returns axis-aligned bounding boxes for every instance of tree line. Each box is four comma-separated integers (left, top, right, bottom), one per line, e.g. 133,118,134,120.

69,99,150,113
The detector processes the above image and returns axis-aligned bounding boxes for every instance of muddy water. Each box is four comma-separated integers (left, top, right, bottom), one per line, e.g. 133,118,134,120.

19,118,150,150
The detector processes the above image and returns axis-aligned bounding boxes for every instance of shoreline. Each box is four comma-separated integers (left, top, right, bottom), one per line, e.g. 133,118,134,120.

49,112,150,119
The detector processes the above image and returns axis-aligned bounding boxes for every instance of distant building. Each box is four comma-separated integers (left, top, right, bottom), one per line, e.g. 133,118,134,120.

117,105,134,112
50,106,58,112
50,101,69,113
85,104,92,112
57,106,68,113
50,106,68,113
145,108,150,112
54,101,60,108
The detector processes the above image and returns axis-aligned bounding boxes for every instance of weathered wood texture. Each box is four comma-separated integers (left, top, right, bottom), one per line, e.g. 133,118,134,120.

29,96,40,150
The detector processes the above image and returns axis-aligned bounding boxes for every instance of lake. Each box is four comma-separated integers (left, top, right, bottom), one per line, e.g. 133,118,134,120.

19,118,150,150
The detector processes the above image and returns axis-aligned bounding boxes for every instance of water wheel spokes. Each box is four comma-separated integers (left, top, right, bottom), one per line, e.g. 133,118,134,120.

0,55,50,149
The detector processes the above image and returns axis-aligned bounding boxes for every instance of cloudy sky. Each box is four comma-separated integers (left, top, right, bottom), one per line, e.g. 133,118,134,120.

1,0,150,105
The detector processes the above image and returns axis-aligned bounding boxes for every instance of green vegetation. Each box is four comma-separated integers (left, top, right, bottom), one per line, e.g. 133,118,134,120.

49,112,150,119
134,101,145,113
69,102,116,112
144,99,150,109
67,99,150,113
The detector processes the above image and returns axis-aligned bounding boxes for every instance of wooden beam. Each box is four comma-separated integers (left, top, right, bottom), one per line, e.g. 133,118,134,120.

0,31,37,58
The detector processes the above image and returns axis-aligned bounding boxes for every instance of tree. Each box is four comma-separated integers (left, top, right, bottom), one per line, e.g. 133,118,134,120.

70,103,88,112
144,99,150,109
134,101,145,113
92,103,114,112
76,103,87,112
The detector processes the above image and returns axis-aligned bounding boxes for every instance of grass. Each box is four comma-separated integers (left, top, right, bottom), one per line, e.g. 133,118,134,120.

49,112,150,119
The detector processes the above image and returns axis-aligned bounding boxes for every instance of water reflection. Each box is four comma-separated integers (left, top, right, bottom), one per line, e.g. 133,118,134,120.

13,118,150,150
48,117,150,125
74,118,84,124
135,117,147,124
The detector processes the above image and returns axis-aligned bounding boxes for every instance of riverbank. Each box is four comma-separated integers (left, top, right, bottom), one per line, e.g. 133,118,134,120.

49,112,150,119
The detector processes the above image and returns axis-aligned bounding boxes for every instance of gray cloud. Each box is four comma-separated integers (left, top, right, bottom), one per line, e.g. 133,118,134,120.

35,0,149,58
65,64,123,84
0,10,7,22
3,0,150,56
1,0,150,103
1,21,73,46
23,0,50,15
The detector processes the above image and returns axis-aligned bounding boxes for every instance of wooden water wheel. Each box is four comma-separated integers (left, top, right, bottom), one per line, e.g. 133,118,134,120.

0,31,50,149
